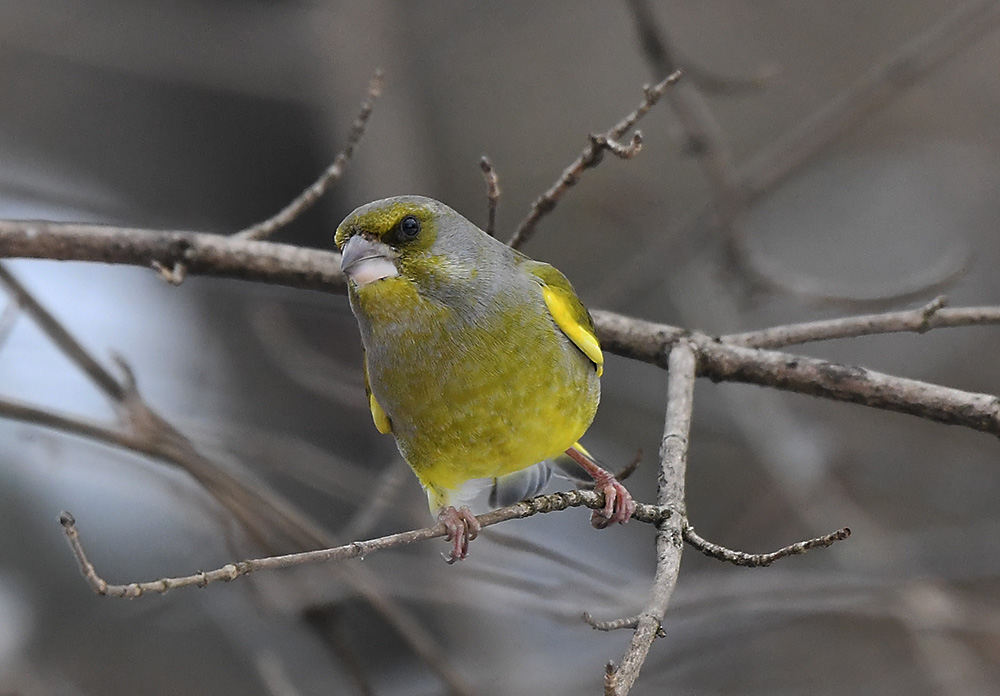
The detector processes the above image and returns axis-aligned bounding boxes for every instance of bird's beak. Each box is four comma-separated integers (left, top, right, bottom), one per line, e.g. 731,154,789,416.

340,235,399,286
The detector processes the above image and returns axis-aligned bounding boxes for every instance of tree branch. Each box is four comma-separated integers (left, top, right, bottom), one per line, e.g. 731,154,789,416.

721,297,1000,348
0,221,345,290
609,339,695,696
683,524,852,568
235,70,384,241
592,309,1000,438
3,224,999,439
507,69,681,250
694,339,1000,437
59,491,674,598
479,155,501,238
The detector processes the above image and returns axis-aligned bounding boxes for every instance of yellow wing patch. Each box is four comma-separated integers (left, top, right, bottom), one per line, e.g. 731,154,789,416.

370,392,392,434
364,357,392,434
541,286,604,377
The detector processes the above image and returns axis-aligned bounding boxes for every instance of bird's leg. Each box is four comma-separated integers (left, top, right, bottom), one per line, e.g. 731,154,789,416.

564,446,636,528
437,505,481,563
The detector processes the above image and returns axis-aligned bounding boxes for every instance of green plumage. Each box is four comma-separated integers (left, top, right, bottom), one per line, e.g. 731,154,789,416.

335,196,602,512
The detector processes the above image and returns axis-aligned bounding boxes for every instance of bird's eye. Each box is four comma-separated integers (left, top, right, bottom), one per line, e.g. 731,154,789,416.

399,215,421,239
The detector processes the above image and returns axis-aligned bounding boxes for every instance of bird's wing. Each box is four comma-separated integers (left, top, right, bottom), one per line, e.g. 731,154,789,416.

527,262,604,377
364,354,392,434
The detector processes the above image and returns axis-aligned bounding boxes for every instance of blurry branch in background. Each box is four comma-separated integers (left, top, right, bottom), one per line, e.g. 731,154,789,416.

625,0,744,229
235,70,384,242
0,290,20,347
740,0,1000,200
624,0,999,307
0,262,476,696
507,68,682,250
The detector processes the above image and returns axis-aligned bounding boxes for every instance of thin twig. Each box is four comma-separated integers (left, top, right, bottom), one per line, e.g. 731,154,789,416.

151,260,188,286
721,296,1000,348
479,156,501,237
683,524,852,567
59,492,673,598
582,613,666,637
610,340,696,696
507,69,681,250
235,70,384,241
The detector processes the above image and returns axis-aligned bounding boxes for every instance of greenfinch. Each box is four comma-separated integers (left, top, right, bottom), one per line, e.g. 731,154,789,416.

335,196,634,561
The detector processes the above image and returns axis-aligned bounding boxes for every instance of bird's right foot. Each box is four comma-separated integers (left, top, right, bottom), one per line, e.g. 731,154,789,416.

438,505,481,563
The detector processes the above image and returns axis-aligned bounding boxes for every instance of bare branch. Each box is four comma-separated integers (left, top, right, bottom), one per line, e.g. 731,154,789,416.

507,69,681,250
479,156,501,237
694,339,1000,437
59,491,674,598
235,70,384,241
592,309,1000,438
582,613,666,637
610,340,695,696
4,225,1000,439
0,221,345,291
720,297,1000,348
683,524,852,567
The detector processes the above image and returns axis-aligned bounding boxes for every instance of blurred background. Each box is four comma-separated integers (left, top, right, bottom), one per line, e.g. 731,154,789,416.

2,1,1000,694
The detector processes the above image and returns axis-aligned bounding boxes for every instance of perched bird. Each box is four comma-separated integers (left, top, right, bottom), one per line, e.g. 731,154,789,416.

335,196,634,561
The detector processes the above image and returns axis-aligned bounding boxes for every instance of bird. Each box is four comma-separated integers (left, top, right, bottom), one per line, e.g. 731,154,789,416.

334,195,635,561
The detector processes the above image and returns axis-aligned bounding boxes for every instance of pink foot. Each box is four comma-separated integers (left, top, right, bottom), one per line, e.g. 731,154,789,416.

437,506,481,563
564,447,636,528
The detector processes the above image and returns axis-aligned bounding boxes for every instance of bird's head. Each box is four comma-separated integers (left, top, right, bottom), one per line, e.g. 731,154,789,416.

335,195,488,293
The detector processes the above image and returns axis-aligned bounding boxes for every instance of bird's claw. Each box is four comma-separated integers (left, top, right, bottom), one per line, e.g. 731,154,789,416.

589,471,636,529
564,446,636,529
438,505,481,563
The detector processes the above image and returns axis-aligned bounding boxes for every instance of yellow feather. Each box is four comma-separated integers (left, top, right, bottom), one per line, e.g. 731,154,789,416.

370,392,392,434
541,286,604,377
364,356,392,434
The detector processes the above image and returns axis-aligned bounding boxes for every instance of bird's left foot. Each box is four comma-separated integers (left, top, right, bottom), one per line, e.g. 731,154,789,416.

438,505,481,563
564,446,637,529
